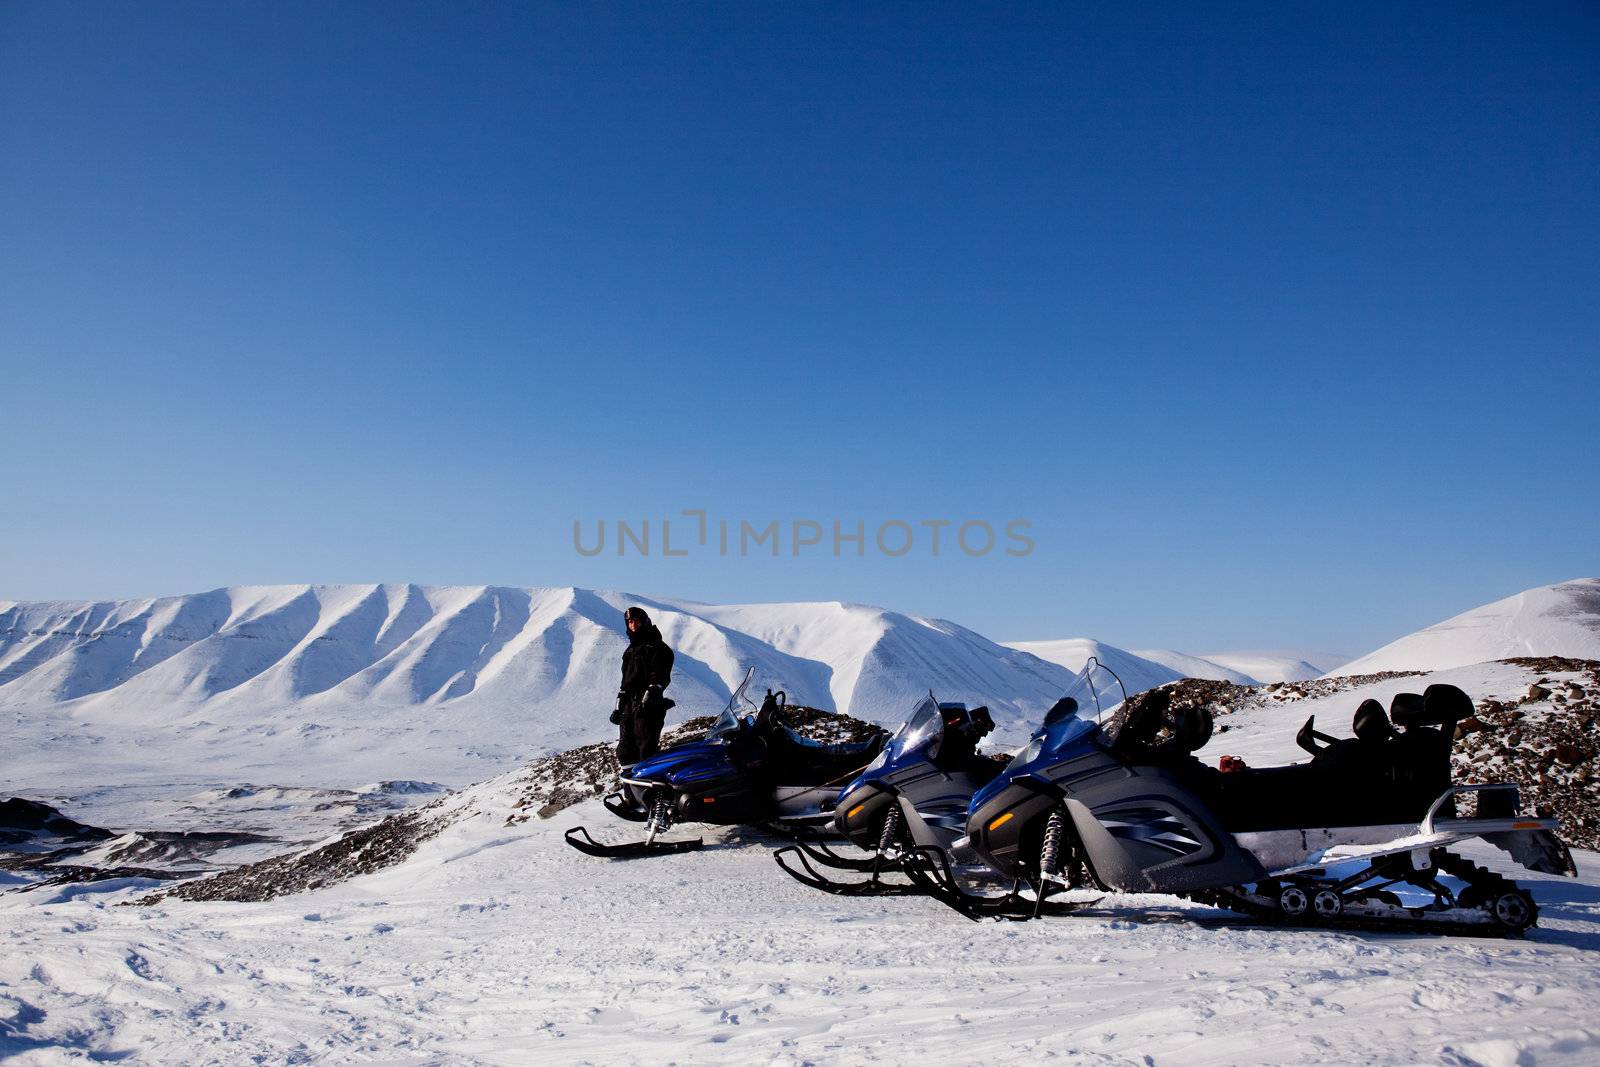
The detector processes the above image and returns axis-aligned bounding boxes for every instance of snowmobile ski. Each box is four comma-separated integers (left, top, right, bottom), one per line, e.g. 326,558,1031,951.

780,832,883,872
904,845,1104,921
563,825,703,859
771,844,926,896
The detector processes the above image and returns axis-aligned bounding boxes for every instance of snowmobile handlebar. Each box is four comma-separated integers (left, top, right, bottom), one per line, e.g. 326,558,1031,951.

1295,714,1341,755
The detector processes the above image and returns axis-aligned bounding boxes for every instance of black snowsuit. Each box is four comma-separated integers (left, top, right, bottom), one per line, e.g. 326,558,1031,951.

617,621,674,766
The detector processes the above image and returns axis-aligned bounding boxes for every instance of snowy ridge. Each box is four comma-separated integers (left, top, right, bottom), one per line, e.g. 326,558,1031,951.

1201,651,1330,683
0,585,1075,794
1004,639,1332,689
1332,578,1600,676
4,659,1598,1063
1130,648,1258,685
1002,637,1208,695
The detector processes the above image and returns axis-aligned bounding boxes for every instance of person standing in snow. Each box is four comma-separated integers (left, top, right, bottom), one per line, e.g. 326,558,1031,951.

612,606,675,766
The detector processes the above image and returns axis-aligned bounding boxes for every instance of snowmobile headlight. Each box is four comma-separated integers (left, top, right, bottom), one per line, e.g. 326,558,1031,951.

1014,736,1044,767
862,748,889,774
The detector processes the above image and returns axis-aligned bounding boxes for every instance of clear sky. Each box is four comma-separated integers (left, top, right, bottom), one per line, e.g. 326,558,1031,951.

2,2,1596,655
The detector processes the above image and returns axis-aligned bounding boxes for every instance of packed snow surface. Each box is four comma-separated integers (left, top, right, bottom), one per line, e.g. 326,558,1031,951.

1332,578,1600,676
5,650,1600,1061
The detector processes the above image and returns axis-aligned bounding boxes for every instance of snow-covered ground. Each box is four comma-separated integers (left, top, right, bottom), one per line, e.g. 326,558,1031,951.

6,579,1600,1063
4,801,1597,1065
5,660,1599,1064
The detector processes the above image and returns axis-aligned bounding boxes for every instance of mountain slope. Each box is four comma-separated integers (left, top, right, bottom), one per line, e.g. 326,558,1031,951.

1331,578,1600,676
0,585,1076,793
1002,638,1195,696
1202,651,1328,683
1129,649,1258,685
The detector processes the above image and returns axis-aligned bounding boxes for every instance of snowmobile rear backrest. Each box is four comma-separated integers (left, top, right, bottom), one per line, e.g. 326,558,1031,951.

1391,685,1471,728
1422,683,1473,725
1388,692,1426,727
1352,699,1393,743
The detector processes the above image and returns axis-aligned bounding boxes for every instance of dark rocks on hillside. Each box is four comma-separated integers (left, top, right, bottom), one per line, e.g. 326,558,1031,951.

1454,659,1600,851
150,809,444,904
0,798,113,846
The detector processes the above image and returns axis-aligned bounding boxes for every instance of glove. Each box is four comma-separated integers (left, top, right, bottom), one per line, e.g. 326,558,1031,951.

609,690,626,725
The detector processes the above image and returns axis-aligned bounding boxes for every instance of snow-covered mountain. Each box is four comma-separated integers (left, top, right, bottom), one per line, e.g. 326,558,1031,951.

1001,638,1205,695
0,585,1073,793
1129,648,1258,685
1330,578,1600,676
1201,651,1331,683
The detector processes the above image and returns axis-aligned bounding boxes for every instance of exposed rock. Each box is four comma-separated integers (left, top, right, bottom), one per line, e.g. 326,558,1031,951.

1453,659,1600,850
0,798,112,846
1555,743,1586,767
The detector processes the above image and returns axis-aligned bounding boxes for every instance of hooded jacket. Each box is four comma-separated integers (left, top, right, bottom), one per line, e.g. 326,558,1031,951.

620,619,674,699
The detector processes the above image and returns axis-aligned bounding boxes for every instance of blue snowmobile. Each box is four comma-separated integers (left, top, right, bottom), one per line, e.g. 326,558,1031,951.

566,667,887,858
913,658,1576,934
772,693,1005,896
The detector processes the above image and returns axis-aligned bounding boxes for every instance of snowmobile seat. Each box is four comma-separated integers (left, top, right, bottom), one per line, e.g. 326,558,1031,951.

1382,686,1470,819
1210,763,1333,831
1305,701,1402,825
762,727,886,786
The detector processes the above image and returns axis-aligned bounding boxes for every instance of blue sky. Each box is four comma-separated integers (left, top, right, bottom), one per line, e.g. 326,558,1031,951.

1,2,1595,654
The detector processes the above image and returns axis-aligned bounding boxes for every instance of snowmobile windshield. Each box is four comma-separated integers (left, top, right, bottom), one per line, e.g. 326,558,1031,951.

705,707,745,740
884,695,943,764
706,667,758,741
1011,658,1128,768
1063,657,1127,729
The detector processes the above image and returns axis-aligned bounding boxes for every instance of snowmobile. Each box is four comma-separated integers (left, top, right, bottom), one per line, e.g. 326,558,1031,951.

565,667,887,858
913,658,1577,935
772,694,1011,899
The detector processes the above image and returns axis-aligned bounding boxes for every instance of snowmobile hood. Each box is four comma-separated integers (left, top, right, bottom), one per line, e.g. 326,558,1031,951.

626,738,740,789
967,714,1101,815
